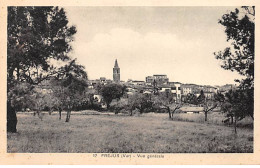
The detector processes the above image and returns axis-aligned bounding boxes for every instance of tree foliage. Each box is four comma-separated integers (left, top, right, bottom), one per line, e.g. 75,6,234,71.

52,59,88,122
183,93,198,105
221,89,254,133
128,93,153,115
214,6,255,126
214,6,255,88
7,82,35,111
214,91,225,103
224,89,253,120
7,6,77,131
100,83,126,109
8,7,77,86
197,90,206,104
110,98,129,114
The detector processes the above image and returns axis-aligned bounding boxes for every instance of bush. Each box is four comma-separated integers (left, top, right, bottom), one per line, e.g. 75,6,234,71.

110,98,129,114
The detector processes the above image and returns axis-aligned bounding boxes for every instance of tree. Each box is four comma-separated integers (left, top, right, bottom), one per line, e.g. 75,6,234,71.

214,6,255,122
152,92,182,119
7,82,46,121
214,6,254,88
30,90,46,120
214,91,225,103
93,82,103,94
49,78,66,120
42,93,57,115
127,94,140,116
223,89,253,134
7,7,77,132
54,59,88,122
8,7,76,85
100,83,125,109
184,93,198,105
110,98,129,114
221,102,234,125
84,89,103,111
7,82,35,112
128,93,153,115
197,90,206,104
197,90,218,121
202,100,218,122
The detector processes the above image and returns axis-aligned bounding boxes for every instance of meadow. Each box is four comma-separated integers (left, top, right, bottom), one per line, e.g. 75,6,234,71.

7,111,253,153
171,112,253,128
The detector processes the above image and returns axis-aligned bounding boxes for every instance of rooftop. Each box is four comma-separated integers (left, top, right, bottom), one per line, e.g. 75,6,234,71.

132,80,145,82
114,59,119,68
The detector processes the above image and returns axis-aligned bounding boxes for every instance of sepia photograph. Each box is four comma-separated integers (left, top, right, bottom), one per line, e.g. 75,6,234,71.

1,0,259,165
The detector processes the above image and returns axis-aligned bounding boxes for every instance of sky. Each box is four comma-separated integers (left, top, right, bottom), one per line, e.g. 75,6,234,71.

63,6,243,86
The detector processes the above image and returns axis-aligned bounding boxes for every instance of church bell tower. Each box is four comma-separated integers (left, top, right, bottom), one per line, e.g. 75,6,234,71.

113,59,120,83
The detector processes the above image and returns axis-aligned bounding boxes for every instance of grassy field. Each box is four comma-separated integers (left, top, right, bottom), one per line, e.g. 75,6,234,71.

7,111,253,153
171,112,253,128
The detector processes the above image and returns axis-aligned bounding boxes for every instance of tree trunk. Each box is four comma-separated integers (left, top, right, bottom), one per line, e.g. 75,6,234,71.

59,108,62,120
234,117,237,134
167,107,171,119
130,106,134,116
48,109,52,115
231,115,234,124
204,111,208,121
7,101,17,133
115,110,119,115
171,109,175,118
115,99,119,114
8,69,14,87
37,110,43,121
65,110,71,122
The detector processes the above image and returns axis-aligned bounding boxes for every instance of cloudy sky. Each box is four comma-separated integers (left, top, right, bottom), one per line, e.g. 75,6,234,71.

64,6,243,86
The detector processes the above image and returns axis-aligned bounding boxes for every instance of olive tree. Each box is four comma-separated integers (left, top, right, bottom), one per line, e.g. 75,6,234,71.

53,59,88,122
152,92,182,119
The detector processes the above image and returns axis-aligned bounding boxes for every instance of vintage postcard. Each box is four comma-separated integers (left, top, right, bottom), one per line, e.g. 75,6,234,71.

0,0,259,165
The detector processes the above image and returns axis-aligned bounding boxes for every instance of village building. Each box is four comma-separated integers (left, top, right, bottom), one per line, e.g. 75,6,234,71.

157,82,182,101
168,82,182,100
181,84,195,95
100,77,106,83
131,80,146,86
145,74,169,85
203,85,218,93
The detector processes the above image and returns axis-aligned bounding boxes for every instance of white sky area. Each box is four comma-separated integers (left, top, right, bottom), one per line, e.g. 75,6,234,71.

63,6,244,86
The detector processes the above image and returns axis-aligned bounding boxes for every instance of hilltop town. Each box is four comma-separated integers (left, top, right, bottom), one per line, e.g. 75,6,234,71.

87,59,236,102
